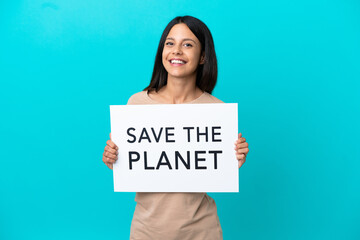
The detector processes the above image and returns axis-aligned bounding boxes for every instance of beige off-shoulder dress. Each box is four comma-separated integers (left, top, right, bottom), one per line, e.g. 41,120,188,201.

127,90,224,240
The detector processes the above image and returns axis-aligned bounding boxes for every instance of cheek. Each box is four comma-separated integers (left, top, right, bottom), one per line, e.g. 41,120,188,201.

162,58,168,69
162,50,168,64
190,53,201,67
161,51,170,71
190,50,201,62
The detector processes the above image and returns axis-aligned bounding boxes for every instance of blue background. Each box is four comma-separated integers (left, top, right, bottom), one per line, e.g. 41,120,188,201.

1,0,359,239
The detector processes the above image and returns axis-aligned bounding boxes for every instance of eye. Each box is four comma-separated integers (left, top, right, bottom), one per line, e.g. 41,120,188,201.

184,43,193,47
165,42,173,46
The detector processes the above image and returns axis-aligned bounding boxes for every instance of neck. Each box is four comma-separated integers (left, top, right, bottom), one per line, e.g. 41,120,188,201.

159,74,202,104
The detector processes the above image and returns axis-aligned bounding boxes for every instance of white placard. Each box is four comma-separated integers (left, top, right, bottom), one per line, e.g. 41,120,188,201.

110,103,238,192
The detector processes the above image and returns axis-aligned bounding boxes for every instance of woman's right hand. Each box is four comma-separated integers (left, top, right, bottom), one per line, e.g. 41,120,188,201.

102,133,118,170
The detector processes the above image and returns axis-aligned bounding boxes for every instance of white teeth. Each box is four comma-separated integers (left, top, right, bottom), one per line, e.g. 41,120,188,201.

171,59,185,64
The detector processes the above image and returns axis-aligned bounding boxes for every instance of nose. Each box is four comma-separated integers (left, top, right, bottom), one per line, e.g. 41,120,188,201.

173,44,182,55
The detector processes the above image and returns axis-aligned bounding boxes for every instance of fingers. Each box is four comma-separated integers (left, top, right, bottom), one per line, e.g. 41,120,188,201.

103,150,118,161
102,154,116,163
105,162,113,170
235,137,246,144
235,133,248,168
236,153,246,168
236,153,246,160
106,139,118,150
235,135,246,144
234,142,249,149
234,141,249,155
103,144,118,162
236,147,249,155
238,159,245,168
103,136,119,170
104,145,117,154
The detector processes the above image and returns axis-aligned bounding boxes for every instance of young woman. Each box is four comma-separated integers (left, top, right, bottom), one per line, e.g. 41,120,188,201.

102,16,249,240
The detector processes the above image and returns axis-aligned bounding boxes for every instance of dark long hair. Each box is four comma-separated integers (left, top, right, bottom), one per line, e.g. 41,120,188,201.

144,16,218,94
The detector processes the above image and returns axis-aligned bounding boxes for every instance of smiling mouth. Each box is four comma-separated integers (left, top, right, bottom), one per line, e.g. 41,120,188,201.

169,59,187,65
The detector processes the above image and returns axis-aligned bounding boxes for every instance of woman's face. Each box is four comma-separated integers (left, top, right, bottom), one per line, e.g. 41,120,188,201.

162,23,204,80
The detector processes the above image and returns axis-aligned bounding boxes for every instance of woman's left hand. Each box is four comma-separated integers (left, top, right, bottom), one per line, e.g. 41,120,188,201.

234,133,249,168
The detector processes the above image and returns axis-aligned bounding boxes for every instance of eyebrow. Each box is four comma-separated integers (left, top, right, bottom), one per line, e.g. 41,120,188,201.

166,37,197,45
